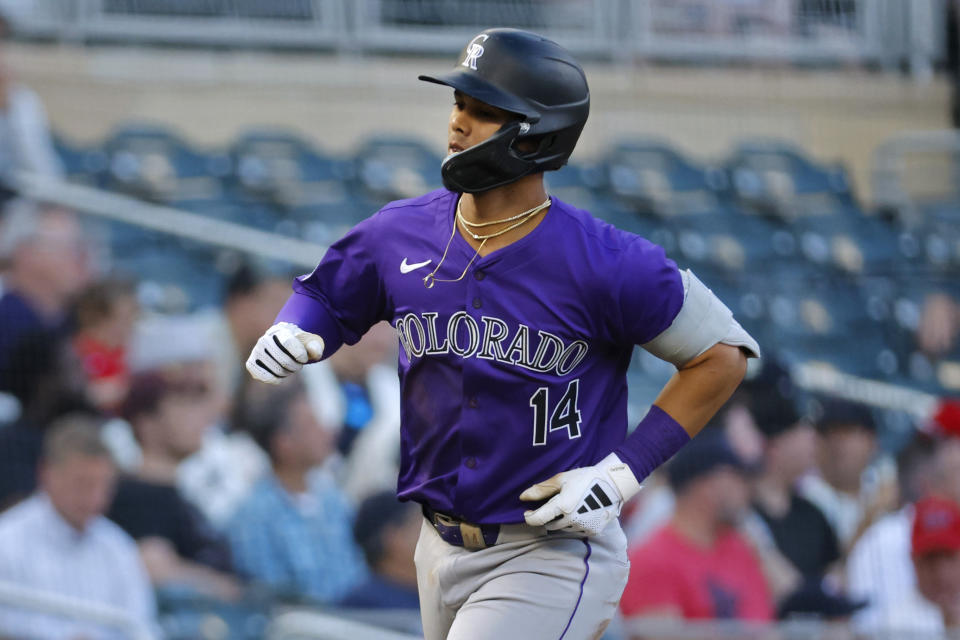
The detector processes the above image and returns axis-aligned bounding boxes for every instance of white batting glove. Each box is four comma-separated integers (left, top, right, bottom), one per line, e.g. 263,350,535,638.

520,453,642,536
245,322,325,385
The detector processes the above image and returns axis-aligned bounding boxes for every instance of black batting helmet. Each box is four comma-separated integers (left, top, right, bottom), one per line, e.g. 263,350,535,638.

419,28,590,194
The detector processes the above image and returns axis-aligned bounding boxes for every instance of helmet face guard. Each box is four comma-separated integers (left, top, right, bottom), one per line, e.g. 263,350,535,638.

440,121,538,194
420,28,590,194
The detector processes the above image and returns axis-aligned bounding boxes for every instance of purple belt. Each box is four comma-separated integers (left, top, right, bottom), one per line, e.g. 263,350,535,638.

422,505,501,551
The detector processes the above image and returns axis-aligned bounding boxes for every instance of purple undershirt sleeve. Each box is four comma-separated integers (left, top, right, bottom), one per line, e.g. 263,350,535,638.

274,289,345,359
614,405,691,483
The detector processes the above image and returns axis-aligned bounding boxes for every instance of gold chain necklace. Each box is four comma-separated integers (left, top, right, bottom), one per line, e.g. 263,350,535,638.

422,197,551,289
456,197,551,241
457,197,552,230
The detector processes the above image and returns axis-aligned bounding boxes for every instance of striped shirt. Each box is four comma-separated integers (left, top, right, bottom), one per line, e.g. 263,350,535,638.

226,472,367,603
846,506,943,634
0,493,157,640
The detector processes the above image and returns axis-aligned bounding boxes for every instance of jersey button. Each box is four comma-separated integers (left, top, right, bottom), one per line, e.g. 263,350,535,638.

472,297,482,309
474,271,485,281
465,457,477,469
468,396,478,408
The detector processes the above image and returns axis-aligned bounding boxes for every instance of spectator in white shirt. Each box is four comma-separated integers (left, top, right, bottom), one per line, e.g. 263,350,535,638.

0,413,156,639
0,10,63,193
847,432,947,635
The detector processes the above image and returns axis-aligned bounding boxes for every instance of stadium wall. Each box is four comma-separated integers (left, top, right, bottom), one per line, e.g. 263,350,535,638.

5,42,950,205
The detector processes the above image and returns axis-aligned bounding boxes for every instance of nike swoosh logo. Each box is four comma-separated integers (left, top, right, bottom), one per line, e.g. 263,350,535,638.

400,258,432,274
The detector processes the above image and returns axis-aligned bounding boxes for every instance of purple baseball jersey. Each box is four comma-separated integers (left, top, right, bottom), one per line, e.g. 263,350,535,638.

277,189,683,524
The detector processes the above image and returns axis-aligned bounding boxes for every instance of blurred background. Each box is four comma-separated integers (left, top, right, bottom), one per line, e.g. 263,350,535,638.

0,0,958,638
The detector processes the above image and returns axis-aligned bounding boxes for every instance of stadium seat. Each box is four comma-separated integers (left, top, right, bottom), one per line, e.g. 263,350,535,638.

354,136,443,204
228,129,354,211
788,214,902,276
597,140,728,218
669,210,799,275
920,201,960,225
544,163,604,211
113,243,228,311
899,218,960,273
102,123,228,203
156,586,271,640
289,189,374,236
52,134,109,186
724,138,856,220
733,273,898,378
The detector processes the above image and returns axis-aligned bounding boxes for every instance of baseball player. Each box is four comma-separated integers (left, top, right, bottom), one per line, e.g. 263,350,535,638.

246,28,759,639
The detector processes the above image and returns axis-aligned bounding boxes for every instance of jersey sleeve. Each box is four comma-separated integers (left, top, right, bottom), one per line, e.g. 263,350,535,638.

612,236,685,346
276,215,390,358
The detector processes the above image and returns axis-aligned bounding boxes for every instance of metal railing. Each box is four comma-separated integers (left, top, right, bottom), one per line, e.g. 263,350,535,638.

0,579,155,640
622,617,951,640
627,0,883,64
872,130,960,224
269,608,422,640
13,171,326,269
4,0,943,74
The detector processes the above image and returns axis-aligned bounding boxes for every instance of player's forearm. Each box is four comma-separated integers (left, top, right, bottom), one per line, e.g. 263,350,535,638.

611,343,747,486
652,342,748,437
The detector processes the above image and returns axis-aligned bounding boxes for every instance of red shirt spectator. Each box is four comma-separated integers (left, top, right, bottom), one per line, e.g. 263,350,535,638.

622,523,773,620
71,278,138,413
620,430,774,622
74,334,127,380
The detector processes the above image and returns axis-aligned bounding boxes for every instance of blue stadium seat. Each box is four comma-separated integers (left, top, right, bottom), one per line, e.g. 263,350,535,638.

156,586,270,640
788,214,902,276
289,191,374,239
668,210,800,275
920,201,960,225
732,273,898,378
103,123,228,203
228,129,354,211
724,139,856,220
112,242,227,311
545,163,603,189
898,218,960,273
354,136,443,204
698,274,766,339
598,140,727,218
544,163,605,213
52,134,108,186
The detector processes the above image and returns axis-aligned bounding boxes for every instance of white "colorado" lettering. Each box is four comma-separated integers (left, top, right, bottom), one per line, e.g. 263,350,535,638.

394,312,589,377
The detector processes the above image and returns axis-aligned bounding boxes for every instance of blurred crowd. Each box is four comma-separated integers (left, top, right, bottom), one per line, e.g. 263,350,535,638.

618,360,960,639
2,197,960,640
1,12,960,638
0,196,417,638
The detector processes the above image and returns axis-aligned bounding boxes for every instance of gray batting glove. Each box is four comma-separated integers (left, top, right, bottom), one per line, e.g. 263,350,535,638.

246,322,324,385
520,453,642,537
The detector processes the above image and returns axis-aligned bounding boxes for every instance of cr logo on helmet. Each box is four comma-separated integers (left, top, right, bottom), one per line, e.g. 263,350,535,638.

461,34,489,70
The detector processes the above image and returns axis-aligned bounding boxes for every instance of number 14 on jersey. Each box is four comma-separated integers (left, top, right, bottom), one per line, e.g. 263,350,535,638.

529,379,582,446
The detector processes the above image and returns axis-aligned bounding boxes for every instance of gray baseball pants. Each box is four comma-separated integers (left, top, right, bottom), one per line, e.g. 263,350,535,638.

414,517,630,640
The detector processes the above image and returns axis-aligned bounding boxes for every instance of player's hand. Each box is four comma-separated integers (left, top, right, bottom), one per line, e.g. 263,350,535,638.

245,322,324,385
520,453,641,536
